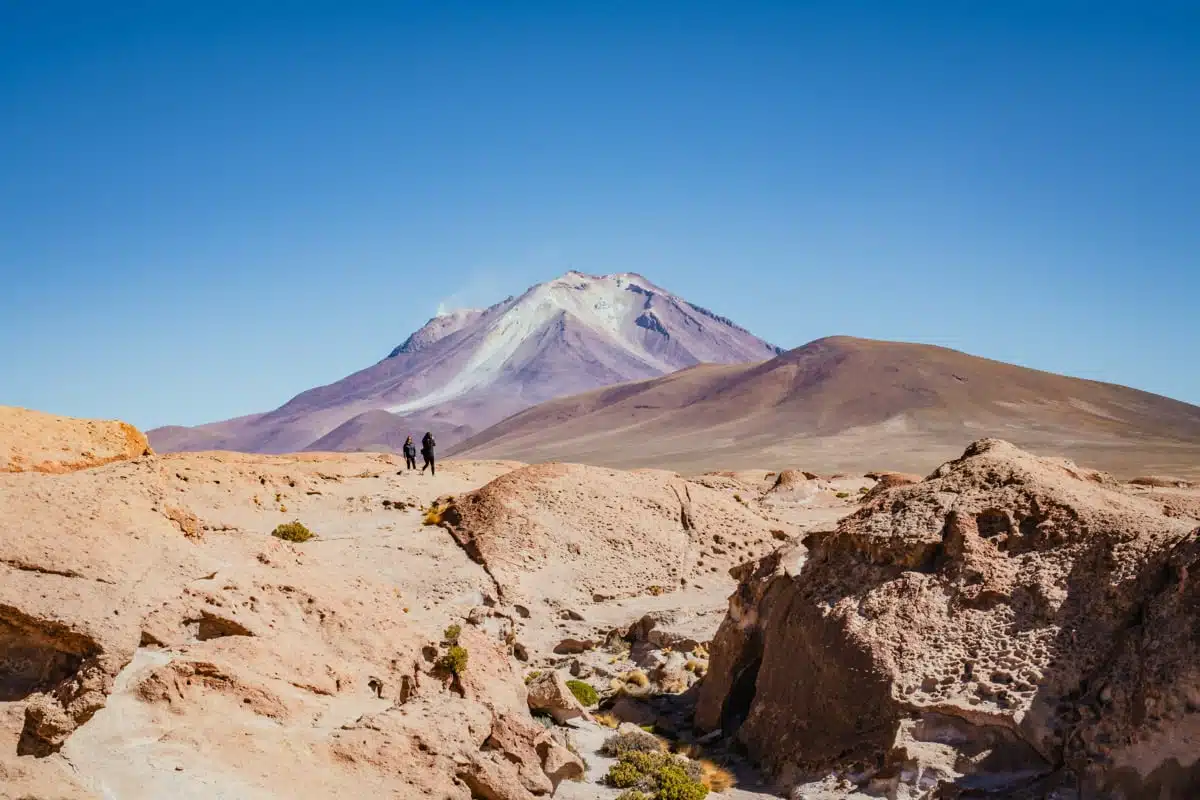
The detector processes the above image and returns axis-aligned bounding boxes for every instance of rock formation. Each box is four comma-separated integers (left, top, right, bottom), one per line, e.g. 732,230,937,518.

697,439,1200,798
0,409,577,799
439,462,783,610
0,406,152,473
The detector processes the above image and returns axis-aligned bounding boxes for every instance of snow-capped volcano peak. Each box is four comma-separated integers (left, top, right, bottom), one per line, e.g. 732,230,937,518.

151,271,780,454
381,271,776,415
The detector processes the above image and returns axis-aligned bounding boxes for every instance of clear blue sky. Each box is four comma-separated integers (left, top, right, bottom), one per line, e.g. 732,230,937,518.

2,1,1197,429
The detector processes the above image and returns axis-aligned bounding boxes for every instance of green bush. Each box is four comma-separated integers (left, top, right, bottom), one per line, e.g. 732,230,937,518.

605,751,709,798
607,759,647,789
443,624,462,643
835,491,850,499
566,679,598,706
437,644,468,676
616,791,652,800
271,521,314,542
656,762,710,800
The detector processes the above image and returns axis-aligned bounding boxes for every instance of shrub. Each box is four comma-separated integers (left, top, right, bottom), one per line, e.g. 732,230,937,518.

443,624,462,643
566,679,599,706
617,791,652,800
601,729,665,757
422,505,445,526
271,521,314,543
835,491,850,499
605,751,709,799
657,762,710,800
524,670,543,685
437,644,468,676
607,758,647,789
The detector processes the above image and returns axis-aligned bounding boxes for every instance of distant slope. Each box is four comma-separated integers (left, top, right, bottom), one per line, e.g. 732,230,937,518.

149,271,780,454
449,336,1200,477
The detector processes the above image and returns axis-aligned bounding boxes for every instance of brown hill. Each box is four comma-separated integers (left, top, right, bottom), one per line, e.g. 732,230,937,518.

450,336,1200,477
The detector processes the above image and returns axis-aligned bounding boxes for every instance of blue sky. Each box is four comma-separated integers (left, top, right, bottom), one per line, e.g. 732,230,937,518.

2,1,1197,429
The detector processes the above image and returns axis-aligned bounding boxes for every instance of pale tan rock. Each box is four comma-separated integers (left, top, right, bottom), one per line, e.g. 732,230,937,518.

0,406,152,473
440,462,780,612
0,423,562,799
525,670,588,724
699,439,1200,798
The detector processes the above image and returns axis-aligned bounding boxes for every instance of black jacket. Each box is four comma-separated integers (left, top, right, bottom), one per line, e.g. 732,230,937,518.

421,434,435,454
402,441,416,458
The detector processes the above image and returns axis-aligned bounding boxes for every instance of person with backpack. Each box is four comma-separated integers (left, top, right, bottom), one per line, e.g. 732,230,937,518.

402,435,417,470
420,431,436,476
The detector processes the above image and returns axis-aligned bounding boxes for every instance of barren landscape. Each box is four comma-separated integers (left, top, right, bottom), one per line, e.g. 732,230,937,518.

3,405,1198,799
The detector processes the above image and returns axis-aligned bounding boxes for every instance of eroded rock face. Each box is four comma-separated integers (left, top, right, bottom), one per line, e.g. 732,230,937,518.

697,439,1200,797
0,406,152,474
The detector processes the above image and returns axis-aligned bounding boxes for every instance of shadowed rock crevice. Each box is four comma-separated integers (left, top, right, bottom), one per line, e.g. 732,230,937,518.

0,607,99,703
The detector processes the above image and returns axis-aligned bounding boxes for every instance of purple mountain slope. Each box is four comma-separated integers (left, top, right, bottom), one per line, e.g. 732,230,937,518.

148,272,782,454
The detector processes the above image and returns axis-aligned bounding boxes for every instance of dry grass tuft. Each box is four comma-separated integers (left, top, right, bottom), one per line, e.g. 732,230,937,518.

593,711,621,729
699,759,737,792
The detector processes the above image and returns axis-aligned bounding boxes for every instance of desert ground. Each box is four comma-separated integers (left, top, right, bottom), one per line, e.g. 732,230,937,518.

3,405,1199,799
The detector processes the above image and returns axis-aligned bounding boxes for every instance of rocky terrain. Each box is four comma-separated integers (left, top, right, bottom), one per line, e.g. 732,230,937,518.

5,406,1199,799
148,272,780,454
451,335,1200,478
697,439,1200,798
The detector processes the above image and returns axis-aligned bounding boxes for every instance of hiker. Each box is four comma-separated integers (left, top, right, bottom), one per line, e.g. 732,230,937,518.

402,435,417,470
420,431,436,476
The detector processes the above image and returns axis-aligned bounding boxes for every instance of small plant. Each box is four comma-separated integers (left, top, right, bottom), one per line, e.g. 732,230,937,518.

617,791,652,800
858,486,869,494
271,521,314,543
279,504,287,513
566,679,599,706
423,504,445,526
443,624,462,643
835,491,850,499
274,492,282,502
524,670,543,685
657,762,710,800
531,710,556,728
437,644,468,676
602,729,665,757
647,585,666,597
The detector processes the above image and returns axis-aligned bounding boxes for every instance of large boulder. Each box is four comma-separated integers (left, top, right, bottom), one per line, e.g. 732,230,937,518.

439,462,781,608
697,439,1200,798
0,406,152,473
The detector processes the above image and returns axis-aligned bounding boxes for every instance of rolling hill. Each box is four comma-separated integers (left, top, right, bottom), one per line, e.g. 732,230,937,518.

449,336,1200,477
